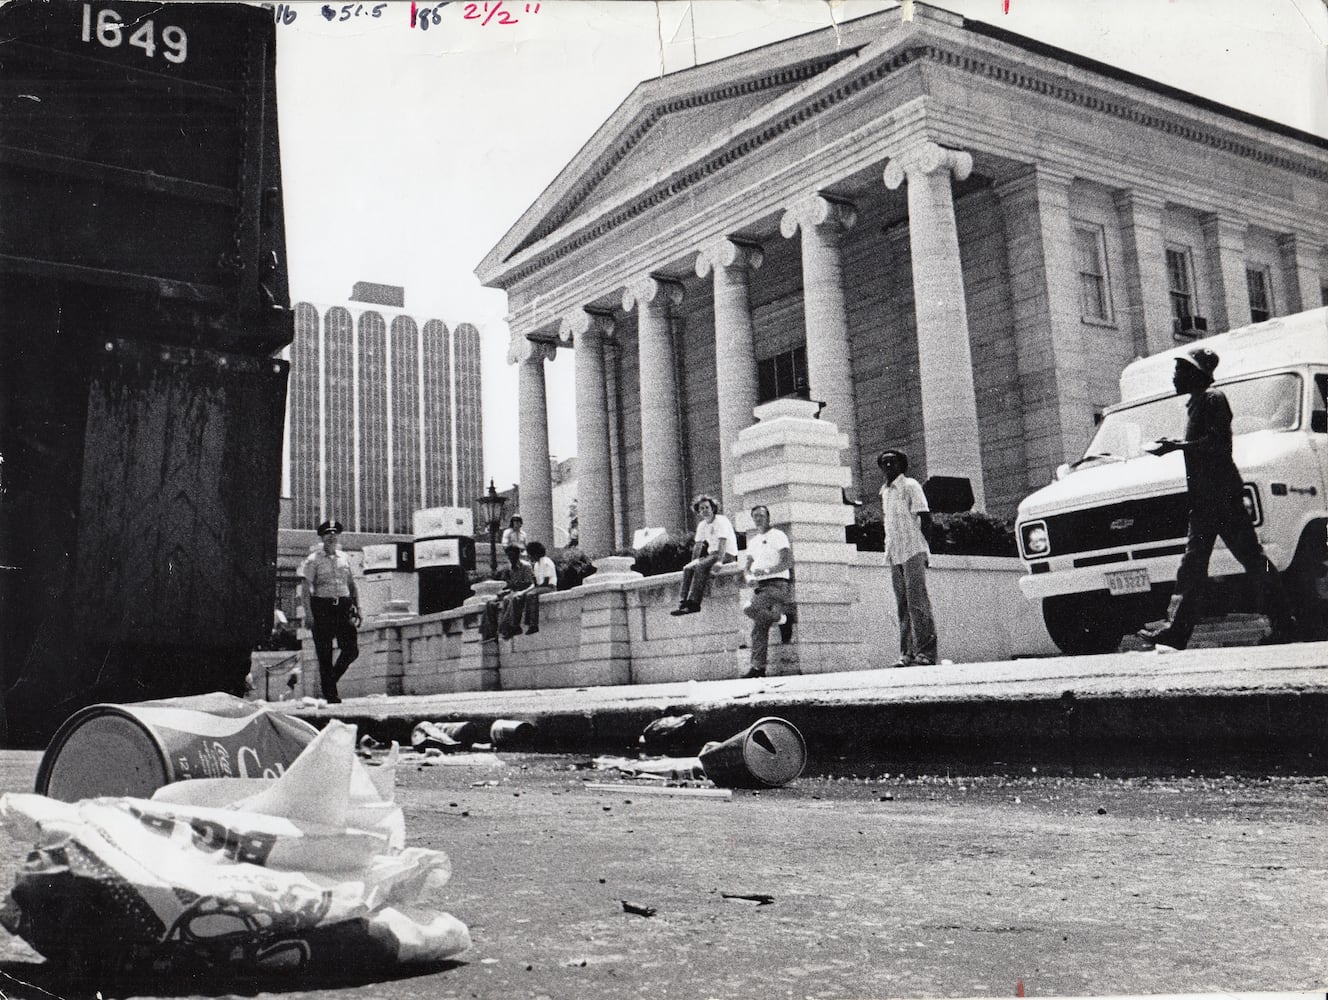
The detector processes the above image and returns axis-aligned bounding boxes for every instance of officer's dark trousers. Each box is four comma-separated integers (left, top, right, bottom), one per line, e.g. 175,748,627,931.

310,596,359,701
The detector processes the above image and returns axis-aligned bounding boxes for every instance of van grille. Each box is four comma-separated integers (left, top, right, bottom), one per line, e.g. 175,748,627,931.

1043,493,1190,556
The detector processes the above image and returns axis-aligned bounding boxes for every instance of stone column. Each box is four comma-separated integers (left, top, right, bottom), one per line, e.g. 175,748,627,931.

994,165,1094,492
696,238,763,511
780,194,861,484
1113,189,1175,356
564,309,616,556
508,334,557,547
1277,232,1324,314
1201,214,1250,333
884,141,985,509
622,276,686,532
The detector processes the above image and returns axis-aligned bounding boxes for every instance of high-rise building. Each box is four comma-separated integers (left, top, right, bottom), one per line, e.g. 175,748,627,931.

286,284,484,533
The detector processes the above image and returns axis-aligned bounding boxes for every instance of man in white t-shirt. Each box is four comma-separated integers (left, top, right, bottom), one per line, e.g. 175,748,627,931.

878,449,937,666
671,494,738,615
741,504,792,679
520,540,558,635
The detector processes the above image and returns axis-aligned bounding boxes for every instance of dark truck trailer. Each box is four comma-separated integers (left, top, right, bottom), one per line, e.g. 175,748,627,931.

0,1,293,744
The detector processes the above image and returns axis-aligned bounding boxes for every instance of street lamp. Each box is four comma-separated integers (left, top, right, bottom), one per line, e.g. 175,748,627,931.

477,479,508,574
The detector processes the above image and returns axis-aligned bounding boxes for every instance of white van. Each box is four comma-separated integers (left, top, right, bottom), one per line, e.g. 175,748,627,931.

1014,307,1328,654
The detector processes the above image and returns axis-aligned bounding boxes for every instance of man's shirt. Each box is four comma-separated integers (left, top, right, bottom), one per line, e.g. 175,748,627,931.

695,514,738,558
302,549,354,599
1183,388,1244,510
880,475,931,565
747,528,791,581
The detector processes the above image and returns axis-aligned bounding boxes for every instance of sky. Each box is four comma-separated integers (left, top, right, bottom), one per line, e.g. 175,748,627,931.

270,0,1328,491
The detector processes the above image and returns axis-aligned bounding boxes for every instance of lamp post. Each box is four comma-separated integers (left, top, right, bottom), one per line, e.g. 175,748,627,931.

478,480,508,574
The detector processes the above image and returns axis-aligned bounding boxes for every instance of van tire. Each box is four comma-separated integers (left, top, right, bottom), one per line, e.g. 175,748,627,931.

1041,595,1128,655
1285,521,1328,641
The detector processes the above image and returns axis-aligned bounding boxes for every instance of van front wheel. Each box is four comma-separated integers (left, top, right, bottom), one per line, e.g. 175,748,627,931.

1042,595,1127,655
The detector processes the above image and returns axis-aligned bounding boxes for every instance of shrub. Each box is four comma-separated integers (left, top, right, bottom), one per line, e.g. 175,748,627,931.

931,511,1016,556
846,509,1016,557
629,531,695,577
553,546,597,590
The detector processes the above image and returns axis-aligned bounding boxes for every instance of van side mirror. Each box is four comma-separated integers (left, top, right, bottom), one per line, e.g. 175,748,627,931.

1312,411,1327,433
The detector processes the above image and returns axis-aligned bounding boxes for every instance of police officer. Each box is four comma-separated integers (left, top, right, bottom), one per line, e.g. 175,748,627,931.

300,520,360,703
1139,348,1298,650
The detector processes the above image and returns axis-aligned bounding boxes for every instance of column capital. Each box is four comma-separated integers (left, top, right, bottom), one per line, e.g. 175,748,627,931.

993,164,1075,201
560,309,615,346
1200,212,1248,243
622,275,684,313
1112,187,1168,214
695,237,764,279
1277,230,1327,253
505,334,558,366
779,194,858,240
883,140,972,190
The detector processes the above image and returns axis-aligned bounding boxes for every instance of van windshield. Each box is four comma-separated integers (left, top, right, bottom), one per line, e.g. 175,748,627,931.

1080,372,1302,465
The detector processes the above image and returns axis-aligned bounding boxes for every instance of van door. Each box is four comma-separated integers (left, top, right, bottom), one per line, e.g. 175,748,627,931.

1312,372,1328,489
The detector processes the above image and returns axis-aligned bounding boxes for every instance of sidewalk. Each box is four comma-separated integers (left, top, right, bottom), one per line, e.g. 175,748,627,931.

282,641,1328,772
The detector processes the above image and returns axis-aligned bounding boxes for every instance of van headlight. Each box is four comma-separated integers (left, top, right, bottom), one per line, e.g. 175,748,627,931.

1242,484,1262,526
1020,520,1050,558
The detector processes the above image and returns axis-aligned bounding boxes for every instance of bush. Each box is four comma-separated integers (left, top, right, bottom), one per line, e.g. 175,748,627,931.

847,509,1016,557
627,531,695,577
553,547,597,590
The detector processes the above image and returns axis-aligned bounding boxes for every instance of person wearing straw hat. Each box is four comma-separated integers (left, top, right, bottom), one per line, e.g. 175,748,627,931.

1137,347,1298,650
300,520,360,703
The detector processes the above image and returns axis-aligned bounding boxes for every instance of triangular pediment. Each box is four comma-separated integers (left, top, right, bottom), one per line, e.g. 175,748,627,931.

478,13,886,281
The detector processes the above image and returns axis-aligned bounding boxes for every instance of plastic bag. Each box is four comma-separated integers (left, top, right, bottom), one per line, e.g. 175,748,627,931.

0,720,469,981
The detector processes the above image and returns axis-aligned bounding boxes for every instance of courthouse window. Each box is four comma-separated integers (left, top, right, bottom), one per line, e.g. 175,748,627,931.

757,345,809,404
1074,224,1112,322
1246,266,1273,323
1165,247,1195,321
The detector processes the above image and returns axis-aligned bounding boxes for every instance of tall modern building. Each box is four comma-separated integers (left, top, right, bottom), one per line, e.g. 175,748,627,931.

286,283,484,533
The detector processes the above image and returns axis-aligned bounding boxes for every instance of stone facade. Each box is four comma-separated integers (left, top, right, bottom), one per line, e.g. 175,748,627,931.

476,3,1328,550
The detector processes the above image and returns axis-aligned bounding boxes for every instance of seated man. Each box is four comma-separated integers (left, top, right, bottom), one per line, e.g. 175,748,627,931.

496,545,536,639
519,540,558,635
671,494,738,616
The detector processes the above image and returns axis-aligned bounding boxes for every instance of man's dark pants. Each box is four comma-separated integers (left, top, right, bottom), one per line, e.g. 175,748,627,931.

1169,500,1294,646
310,596,359,701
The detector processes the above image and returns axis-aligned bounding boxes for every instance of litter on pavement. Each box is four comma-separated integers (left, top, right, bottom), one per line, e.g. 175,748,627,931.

0,719,470,983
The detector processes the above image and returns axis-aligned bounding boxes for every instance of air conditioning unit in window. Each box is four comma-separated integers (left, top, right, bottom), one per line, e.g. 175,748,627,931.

1172,315,1208,340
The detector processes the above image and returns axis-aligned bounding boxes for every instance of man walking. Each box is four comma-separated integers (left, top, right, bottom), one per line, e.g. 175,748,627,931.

300,520,360,703
878,449,938,667
1139,348,1298,650
741,504,792,679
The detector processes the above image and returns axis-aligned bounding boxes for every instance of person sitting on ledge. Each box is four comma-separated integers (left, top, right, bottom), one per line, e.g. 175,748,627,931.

497,544,535,639
671,494,738,616
520,540,558,635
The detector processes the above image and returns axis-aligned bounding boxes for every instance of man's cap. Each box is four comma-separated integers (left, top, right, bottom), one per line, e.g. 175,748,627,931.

1176,347,1220,378
317,520,344,537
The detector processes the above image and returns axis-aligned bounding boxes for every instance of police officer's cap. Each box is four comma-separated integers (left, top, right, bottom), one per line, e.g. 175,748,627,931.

317,520,344,537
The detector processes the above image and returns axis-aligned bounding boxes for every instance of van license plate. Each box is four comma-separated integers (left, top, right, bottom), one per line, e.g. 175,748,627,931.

1105,568,1150,595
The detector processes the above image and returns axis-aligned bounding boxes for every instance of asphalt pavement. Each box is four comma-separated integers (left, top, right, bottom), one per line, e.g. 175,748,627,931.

285,641,1328,773
0,750,1324,998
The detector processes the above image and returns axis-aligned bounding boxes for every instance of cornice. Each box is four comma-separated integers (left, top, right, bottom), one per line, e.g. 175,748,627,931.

523,52,856,252
484,34,1328,295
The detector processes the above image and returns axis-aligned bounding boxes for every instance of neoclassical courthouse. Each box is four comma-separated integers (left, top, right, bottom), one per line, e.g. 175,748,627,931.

477,4,1328,555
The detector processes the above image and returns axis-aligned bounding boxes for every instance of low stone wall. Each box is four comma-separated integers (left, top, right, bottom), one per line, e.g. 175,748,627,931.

288,554,1053,700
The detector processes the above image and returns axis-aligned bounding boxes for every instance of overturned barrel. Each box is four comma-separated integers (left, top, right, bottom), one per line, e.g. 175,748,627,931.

36,692,319,802
699,717,806,789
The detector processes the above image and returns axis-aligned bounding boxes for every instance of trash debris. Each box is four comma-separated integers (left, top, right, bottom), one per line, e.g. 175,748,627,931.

698,717,806,789
621,900,656,917
593,755,706,781
638,713,697,755
721,892,775,906
359,734,388,751
489,719,536,748
35,692,320,802
0,720,470,982
585,783,731,800
412,720,482,753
